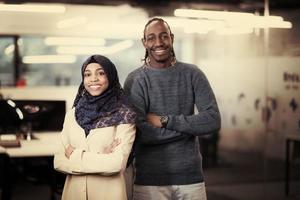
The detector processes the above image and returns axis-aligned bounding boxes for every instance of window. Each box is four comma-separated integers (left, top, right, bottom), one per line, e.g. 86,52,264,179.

0,36,15,86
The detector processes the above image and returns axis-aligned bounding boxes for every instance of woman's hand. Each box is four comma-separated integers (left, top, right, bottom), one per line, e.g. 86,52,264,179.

65,145,75,159
103,138,121,154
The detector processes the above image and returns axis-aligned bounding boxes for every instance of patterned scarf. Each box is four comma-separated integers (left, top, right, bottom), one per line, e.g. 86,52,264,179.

73,55,136,135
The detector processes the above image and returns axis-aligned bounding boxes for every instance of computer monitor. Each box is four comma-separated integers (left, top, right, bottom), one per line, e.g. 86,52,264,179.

0,99,66,134
0,100,22,134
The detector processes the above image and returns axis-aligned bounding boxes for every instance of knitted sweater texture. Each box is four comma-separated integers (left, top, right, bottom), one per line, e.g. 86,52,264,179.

124,61,221,185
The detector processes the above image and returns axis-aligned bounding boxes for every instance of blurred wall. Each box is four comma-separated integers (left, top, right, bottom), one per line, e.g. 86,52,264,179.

182,9,300,159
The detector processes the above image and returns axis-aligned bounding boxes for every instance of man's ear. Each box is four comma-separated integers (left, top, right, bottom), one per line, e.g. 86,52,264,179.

141,38,146,48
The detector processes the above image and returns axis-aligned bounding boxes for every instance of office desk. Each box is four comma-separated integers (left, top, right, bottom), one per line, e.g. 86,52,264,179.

285,134,300,196
4,133,60,157
0,146,5,154
0,132,60,200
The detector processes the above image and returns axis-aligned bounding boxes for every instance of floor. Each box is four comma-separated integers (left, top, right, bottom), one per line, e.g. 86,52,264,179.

204,150,300,200
1,149,300,200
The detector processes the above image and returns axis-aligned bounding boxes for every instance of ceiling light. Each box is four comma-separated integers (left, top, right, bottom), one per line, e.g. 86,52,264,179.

16,108,24,120
57,17,87,29
174,9,254,21
174,8,292,29
56,46,106,55
56,40,134,55
22,55,76,64
216,28,253,35
85,22,144,38
44,37,106,46
4,44,15,55
0,4,66,13
7,100,16,107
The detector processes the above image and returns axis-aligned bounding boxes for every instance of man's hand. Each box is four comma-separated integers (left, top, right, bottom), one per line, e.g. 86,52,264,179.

103,138,121,154
146,113,162,128
65,145,74,159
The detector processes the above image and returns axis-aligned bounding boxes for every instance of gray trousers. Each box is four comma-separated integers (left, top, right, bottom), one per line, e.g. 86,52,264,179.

133,182,207,200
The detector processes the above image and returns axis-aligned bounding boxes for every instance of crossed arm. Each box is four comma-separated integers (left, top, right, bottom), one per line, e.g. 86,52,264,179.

124,69,221,145
54,123,135,175
64,138,121,159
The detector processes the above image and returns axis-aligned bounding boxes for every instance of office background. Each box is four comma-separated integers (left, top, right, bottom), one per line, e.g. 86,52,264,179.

0,0,300,199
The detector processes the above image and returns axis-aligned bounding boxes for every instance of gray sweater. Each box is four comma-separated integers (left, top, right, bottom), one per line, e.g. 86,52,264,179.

124,61,221,185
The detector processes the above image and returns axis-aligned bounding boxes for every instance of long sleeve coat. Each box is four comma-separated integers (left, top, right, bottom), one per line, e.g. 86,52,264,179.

54,109,136,200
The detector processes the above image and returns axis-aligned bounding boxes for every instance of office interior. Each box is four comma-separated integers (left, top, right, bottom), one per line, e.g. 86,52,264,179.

0,0,299,199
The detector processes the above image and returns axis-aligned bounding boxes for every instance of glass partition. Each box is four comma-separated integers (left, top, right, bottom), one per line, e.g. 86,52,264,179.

18,36,145,86
0,36,15,86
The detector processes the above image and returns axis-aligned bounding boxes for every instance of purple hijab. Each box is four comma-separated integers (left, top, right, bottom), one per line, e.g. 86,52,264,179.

73,55,136,135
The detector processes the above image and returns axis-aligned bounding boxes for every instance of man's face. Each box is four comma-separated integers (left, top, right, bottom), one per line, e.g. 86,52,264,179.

143,20,174,67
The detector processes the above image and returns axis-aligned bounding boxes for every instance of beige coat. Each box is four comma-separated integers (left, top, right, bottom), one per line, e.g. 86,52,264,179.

54,109,136,200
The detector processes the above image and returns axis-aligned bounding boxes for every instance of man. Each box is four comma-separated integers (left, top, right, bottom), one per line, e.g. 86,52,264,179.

124,18,221,200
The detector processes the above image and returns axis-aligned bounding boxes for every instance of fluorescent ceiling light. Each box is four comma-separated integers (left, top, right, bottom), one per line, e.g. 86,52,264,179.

85,22,144,38
16,108,24,120
174,8,292,29
216,28,253,35
7,100,16,107
160,17,224,29
6,100,23,119
56,46,106,55
57,17,87,29
248,16,292,29
44,37,106,46
0,4,66,13
175,9,254,21
86,23,143,31
152,16,223,34
56,40,134,55
227,15,292,29
22,55,76,64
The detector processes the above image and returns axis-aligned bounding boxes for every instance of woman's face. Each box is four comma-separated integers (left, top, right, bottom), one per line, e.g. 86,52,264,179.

83,63,109,96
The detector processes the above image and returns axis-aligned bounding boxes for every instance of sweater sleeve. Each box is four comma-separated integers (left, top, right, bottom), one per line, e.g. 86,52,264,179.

166,67,221,136
124,73,186,145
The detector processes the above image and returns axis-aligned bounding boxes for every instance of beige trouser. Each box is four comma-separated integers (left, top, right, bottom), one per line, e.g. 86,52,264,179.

133,182,207,200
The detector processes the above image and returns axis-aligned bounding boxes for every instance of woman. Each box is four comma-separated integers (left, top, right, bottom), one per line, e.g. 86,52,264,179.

54,55,136,200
